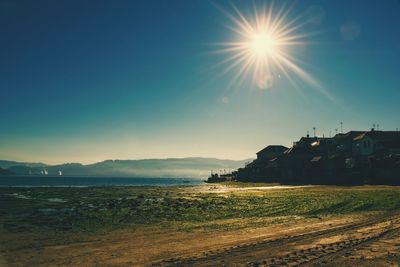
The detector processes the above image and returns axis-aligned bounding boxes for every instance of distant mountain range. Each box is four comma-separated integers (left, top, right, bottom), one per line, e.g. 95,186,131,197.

0,160,47,169
0,158,251,178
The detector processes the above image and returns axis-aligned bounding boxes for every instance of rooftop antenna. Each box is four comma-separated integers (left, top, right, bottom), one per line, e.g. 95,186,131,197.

335,128,338,134
373,123,376,130
313,127,316,137
340,121,343,133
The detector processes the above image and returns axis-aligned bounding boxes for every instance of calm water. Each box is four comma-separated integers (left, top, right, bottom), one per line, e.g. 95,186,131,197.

0,176,205,187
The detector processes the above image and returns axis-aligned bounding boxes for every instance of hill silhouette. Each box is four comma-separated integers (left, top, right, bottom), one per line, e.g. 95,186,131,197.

0,158,251,178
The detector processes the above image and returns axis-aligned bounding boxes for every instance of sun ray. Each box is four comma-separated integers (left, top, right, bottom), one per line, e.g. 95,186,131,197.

213,2,328,94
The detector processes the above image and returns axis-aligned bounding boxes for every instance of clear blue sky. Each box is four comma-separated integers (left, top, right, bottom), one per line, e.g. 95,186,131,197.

1,0,399,164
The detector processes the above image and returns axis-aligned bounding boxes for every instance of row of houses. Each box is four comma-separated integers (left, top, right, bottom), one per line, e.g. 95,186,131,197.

231,129,400,185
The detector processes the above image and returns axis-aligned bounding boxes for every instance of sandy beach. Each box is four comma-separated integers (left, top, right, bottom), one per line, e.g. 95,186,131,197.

1,184,400,266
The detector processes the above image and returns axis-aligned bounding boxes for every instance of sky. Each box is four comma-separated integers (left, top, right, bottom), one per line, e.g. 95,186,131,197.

0,0,400,164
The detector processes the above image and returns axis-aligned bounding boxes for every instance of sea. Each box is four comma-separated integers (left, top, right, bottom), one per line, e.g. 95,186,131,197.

0,176,205,187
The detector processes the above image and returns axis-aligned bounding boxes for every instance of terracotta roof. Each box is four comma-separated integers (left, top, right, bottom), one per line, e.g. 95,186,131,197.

334,131,364,140
353,131,400,141
257,145,289,155
284,146,309,155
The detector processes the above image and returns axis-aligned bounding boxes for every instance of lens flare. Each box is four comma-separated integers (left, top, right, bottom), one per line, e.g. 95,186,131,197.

214,3,321,91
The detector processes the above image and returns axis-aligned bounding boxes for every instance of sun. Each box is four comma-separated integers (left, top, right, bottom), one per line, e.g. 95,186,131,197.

214,3,318,90
250,31,276,58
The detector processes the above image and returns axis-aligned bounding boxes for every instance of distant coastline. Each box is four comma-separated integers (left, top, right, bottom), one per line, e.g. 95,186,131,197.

0,158,250,179
0,176,205,187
